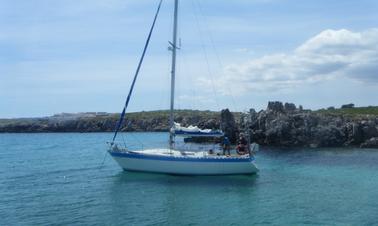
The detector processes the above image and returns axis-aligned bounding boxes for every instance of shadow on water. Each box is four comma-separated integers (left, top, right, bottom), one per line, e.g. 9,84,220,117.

111,171,259,188
260,146,378,168
104,171,261,225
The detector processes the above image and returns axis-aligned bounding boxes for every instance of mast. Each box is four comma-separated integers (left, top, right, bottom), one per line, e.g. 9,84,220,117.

169,0,178,148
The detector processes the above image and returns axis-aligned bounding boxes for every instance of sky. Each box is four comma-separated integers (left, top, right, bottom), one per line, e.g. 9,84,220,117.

1,0,377,118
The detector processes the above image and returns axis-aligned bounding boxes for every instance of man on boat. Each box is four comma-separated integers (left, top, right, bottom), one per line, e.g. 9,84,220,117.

237,133,248,155
222,136,231,156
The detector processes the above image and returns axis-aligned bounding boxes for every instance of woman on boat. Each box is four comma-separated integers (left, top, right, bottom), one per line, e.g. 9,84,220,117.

237,133,248,155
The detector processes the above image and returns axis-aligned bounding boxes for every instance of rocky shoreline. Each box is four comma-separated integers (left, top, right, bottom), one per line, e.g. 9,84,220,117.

0,110,222,133
243,102,378,149
1,103,378,148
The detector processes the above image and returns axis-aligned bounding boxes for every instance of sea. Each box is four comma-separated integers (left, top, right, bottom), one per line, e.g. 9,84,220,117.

1,132,378,226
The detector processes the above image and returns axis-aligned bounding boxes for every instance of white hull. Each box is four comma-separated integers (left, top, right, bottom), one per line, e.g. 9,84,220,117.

107,1,259,176
109,148,258,175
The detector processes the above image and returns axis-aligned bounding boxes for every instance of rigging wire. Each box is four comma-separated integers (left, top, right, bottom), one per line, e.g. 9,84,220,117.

194,0,237,111
121,130,127,147
180,47,199,111
98,150,108,169
189,0,220,111
129,132,145,150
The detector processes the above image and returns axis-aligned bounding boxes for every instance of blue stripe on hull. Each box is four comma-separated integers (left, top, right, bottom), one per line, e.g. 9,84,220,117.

109,151,254,163
121,168,257,176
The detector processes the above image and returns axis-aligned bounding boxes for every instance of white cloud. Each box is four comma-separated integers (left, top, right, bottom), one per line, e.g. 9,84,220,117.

201,28,378,95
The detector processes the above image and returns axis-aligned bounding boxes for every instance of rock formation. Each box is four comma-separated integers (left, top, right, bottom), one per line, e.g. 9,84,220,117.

1,103,378,148
220,109,238,143
245,102,378,148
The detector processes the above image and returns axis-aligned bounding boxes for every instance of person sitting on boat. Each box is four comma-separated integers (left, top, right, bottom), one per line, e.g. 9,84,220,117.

237,133,248,155
222,136,231,156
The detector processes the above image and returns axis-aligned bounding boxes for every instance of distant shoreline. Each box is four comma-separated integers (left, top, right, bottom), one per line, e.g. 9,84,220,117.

1,103,378,148
0,110,222,133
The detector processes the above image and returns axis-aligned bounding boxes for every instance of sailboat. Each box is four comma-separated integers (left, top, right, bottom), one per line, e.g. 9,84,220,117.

107,0,259,175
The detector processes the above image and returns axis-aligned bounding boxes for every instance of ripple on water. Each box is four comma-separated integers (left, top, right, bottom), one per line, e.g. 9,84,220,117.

1,133,378,225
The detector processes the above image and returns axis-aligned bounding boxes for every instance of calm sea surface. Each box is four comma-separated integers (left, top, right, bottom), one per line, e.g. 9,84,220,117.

1,133,378,225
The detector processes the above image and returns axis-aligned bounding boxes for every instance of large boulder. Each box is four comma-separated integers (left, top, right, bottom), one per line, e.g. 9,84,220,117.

361,120,378,140
284,102,296,112
264,119,291,146
341,103,354,109
346,122,364,144
360,137,378,148
249,108,259,129
267,101,284,113
220,109,238,143
310,125,346,147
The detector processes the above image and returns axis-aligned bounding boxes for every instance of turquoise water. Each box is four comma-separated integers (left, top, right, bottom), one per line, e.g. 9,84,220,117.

1,133,378,225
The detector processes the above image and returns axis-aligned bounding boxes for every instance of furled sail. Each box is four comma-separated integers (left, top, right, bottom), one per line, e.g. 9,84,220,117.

111,0,163,144
172,122,224,137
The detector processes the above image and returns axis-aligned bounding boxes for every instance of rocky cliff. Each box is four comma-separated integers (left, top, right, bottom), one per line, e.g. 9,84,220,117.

0,110,222,133
245,102,378,148
1,103,378,148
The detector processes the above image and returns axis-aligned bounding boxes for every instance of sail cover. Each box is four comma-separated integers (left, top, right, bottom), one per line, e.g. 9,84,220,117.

172,122,224,137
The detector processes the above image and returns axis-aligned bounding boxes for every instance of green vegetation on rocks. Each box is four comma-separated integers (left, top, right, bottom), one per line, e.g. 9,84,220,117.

245,102,378,148
1,103,378,148
0,110,222,133
316,106,378,117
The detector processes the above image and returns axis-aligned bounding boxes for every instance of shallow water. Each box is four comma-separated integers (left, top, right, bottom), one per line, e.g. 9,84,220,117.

1,133,378,225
